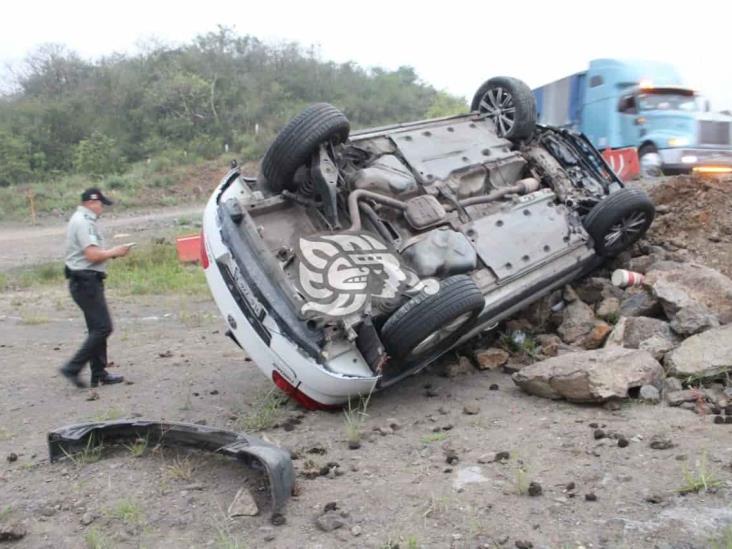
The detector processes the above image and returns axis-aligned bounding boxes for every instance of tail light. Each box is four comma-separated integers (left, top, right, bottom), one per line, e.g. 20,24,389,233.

200,229,210,269
272,371,340,411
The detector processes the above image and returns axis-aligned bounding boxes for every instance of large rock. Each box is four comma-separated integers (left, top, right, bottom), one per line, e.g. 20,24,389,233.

315,511,347,532
668,302,720,337
618,289,663,318
520,289,563,331
535,334,563,357
605,316,679,360
645,262,732,324
665,389,700,407
557,300,597,344
578,321,612,350
664,325,732,380
474,348,509,370
596,297,620,321
574,277,624,305
512,347,664,403
626,254,663,274
0,523,27,542
439,355,474,377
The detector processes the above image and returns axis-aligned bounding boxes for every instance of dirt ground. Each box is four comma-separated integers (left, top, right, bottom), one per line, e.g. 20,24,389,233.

645,175,732,277
1,177,732,549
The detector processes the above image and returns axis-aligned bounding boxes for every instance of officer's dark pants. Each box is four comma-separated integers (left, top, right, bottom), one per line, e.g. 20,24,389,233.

65,273,112,375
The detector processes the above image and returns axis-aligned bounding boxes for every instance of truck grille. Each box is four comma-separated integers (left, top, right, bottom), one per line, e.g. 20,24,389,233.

699,120,731,146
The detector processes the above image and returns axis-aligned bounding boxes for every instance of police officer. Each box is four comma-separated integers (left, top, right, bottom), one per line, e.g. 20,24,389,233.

59,188,133,388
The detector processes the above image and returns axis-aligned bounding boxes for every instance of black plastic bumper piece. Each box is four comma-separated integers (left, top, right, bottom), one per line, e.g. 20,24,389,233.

48,419,294,515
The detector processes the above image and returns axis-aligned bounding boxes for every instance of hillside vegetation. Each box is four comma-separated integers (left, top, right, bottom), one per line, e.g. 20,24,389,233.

0,27,466,219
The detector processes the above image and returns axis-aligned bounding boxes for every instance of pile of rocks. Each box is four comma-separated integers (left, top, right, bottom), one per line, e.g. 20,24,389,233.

495,243,732,415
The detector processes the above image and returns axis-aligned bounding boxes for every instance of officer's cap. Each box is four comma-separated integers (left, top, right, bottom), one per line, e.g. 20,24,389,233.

81,188,113,206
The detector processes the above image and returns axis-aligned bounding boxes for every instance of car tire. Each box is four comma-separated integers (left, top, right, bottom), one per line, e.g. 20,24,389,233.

471,76,536,140
583,188,655,257
260,103,350,193
380,275,484,361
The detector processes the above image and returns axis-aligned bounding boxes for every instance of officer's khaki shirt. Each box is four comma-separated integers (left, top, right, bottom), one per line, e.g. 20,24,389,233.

65,206,107,272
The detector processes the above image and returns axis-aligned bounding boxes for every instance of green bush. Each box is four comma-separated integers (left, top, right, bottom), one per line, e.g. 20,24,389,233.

189,135,222,160
150,174,176,188
0,131,33,187
73,132,125,178
104,175,129,190
235,132,268,161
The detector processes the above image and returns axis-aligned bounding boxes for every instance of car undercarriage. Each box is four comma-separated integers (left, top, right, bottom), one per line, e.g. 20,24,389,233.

203,77,655,406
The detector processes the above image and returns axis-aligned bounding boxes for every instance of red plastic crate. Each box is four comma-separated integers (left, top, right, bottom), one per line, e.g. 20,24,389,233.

176,234,202,263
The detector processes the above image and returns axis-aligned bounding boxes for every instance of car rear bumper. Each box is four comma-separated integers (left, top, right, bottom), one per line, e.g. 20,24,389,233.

202,172,378,406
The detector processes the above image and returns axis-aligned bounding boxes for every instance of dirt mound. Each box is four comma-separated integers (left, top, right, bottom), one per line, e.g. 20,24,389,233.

142,159,260,205
645,175,732,276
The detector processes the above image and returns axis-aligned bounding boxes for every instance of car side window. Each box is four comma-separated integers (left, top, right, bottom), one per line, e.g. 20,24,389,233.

589,75,604,88
618,95,637,114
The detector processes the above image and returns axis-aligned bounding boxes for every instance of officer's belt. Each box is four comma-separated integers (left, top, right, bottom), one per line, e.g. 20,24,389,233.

64,266,106,280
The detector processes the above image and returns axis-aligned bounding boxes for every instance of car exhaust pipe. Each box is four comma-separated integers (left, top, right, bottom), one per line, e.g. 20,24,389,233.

458,177,540,207
348,189,407,231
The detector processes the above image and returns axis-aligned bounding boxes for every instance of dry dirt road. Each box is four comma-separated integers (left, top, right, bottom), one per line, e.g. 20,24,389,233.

1,189,731,549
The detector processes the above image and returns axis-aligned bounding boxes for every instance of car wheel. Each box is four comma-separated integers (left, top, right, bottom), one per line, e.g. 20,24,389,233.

639,144,663,178
583,188,655,257
471,76,536,140
380,275,484,361
260,103,350,193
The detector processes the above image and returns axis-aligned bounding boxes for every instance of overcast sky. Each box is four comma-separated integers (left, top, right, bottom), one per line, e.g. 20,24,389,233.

2,0,731,110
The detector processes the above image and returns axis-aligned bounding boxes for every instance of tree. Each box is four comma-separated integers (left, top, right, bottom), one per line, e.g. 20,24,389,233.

73,132,123,178
426,92,468,118
0,130,32,186
0,29,466,180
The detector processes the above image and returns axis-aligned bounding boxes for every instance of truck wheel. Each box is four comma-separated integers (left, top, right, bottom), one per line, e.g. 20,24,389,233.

583,188,655,257
471,76,536,140
639,144,663,178
260,103,350,193
380,275,484,361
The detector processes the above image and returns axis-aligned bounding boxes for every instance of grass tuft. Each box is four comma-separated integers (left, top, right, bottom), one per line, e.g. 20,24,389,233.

710,525,732,549
62,434,104,466
679,452,722,495
343,390,373,447
92,407,124,422
107,499,143,526
19,310,50,325
84,527,113,549
236,388,288,432
500,331,539,360
514,462,530,495
165,453,195,482
123,435,149,458
420,432,447,444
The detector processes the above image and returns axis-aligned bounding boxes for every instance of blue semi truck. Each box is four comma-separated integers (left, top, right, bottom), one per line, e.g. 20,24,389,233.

533,59,732,176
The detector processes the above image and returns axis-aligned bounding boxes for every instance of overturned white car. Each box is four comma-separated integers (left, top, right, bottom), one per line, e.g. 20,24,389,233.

201,77,655,408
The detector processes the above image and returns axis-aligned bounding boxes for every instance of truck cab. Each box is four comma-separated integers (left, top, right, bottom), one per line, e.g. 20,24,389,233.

534,59,732,177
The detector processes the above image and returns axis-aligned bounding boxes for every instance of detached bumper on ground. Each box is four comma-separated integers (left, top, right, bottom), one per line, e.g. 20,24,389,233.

48,419,295,515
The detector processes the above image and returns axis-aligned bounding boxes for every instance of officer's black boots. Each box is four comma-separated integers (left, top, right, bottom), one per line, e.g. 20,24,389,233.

90,370,124,387
59,366,88,388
